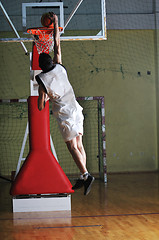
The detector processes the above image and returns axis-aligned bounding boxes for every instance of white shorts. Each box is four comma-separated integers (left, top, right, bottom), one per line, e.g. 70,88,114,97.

58,112,84,142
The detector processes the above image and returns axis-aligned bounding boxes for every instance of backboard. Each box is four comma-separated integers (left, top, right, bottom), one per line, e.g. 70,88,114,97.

22,0,107,41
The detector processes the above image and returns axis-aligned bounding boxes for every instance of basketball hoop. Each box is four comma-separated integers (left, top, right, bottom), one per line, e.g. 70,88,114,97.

27,27,63,54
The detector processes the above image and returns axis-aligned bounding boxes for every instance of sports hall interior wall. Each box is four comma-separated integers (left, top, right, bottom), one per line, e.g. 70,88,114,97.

0,0,159,175
0,29,158,174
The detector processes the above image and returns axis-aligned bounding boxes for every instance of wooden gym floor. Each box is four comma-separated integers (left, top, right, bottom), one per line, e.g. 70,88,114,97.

0,172,159,240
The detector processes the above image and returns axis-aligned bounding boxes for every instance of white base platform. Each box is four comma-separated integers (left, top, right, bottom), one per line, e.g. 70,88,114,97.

12,194,71,212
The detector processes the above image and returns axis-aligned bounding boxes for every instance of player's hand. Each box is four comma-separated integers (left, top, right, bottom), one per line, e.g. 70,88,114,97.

49,12,58,23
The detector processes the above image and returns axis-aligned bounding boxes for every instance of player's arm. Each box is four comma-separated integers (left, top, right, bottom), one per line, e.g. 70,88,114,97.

38,84,46,111
52,14,62,64
35,75,47,111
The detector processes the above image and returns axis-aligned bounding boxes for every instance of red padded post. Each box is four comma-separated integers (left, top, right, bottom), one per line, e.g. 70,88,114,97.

10,96,74,196
32,43,41,70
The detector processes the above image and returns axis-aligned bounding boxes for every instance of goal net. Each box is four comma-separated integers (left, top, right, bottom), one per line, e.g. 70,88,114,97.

0,97,106,181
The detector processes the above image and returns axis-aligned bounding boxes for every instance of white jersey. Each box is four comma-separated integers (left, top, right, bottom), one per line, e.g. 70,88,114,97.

37,64,84,142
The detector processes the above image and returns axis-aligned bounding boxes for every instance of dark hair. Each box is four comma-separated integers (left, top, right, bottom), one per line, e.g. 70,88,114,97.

39,53,53,72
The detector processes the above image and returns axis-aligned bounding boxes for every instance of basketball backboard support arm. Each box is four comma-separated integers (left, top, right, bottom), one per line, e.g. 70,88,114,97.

64,0,84,29
0,1,28,54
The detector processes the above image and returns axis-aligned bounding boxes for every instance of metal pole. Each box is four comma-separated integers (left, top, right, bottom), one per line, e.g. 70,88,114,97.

0,1,28,54
64,0,84,29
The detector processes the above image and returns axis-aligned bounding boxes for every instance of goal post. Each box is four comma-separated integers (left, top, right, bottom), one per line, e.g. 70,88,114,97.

0,97,107,183
77,97,107,182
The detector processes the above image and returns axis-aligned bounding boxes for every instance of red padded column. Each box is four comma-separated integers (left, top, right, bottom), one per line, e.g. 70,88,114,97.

10,96,74,196
32,43,41,70
28,95,50,150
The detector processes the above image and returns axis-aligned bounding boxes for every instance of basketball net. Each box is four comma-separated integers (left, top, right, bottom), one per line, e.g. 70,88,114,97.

27,28,54,54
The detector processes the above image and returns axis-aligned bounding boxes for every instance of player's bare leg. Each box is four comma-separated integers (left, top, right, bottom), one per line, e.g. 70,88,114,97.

76,134,86,166
66,136,87,174
66,136,95,195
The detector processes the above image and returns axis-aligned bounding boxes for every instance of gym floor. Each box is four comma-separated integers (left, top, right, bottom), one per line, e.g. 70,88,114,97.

0,172,159,240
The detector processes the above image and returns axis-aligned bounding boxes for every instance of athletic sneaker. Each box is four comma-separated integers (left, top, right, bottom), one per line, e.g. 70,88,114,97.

72,179,84,190
84,175,95,195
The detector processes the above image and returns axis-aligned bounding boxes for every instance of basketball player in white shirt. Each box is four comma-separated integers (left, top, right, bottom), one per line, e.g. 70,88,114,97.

36,13,94,195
